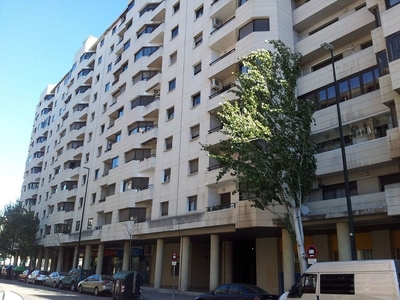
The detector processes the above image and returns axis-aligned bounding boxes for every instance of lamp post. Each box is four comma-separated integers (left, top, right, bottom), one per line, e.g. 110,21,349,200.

75,166,90,269
321,42,357,260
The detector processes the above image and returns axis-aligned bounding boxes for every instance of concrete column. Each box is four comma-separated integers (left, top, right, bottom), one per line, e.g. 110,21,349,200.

257,237,279,295
337,222,352,261
13,251,19,266
122,241,130,271
96,244,105,274
372,230,391,258
83,245,92,270
313,234,330,262
221,241,232,284
43,248,50,271
56,247,64,272
72,246,78,269
65,248,72,271
282,229,295,292
154,238,164,288
209,234,220,290
180,237,190,291
36,248,43,269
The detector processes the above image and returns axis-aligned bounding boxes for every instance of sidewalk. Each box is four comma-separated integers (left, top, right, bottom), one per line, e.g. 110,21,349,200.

142,286,202,300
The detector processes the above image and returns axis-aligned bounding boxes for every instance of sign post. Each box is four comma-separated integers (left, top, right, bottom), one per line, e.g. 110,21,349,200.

306,244,318,265
172,252,177,300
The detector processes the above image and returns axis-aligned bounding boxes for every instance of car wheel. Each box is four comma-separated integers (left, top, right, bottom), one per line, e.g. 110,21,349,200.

43,280,46,286
58,281,63,290
94,287,99,296
78,285,83,293
33,280,36,285
53,281,57,288
71,281,76,292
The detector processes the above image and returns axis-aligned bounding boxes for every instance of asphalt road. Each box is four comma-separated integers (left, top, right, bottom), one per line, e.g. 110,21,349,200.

0,279,200,300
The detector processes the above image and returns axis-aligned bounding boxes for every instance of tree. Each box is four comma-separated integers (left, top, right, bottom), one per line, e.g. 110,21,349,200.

202,40,317,273
0,201,40,265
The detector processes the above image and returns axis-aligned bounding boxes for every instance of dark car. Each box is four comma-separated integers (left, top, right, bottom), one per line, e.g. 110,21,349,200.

195,283,279,300
18,269,33,282
59,268,95,291
1,265,14,279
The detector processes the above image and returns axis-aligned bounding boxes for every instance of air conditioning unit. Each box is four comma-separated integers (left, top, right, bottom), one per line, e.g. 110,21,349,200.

212,18,222,28
106,143,112,151
211,78,223,90
312,179,322,190
153,89,160,97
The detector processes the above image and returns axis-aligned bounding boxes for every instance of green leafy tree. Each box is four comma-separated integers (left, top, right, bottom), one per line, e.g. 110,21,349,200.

0,201,40,265
202,40,317,273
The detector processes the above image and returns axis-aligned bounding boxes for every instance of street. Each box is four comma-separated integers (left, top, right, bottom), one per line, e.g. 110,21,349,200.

0,279,199,300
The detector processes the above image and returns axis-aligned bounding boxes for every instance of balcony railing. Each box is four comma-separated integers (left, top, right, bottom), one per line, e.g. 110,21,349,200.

206,203,235,211
210,49,235,66
210,16,236,35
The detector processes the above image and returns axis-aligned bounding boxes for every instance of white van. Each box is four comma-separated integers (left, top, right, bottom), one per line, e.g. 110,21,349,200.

282,260,400,299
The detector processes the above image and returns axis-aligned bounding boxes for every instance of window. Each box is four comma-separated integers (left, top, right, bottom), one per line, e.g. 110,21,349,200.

386,31,400,62
91,193,96,204
238,0,248,6
93,93,98,102
95,169,100,179
161,201,169,216
134,46,158,61
75,221,80,231
188,196,197,211
385,0,400,9
100,124,105,134
169,78,176,91
87,218,93,230
191,93,201,107
123,40,131,51
112,26,117,35
379,173,400,191
163,168,171,182
111,156,119,169
194,33,203,47
171,26,179,39
170,52,177,65
100,39,105,47
173,1,180,13
98,56,102,65
97,146,102,156
165,136,173,150
190,124,200,139
195,5,203,19
320,274,354,295
167,107,175,120
376,50,389,76
189,159,199,174
238,19,270,40
323,181,357,200
107,63,112,73
105,82,110,92
193,62,202,75
110,44,114,53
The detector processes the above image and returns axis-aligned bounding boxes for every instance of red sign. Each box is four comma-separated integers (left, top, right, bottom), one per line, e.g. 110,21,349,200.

306,244,318,259
172,252,177,261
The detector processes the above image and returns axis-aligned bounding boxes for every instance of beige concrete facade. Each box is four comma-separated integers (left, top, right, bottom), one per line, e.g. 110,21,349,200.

18,0,400,295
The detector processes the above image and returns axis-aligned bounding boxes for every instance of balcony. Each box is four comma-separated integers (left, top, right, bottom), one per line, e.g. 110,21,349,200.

138,154,156,172
140,126,158,145
296,6,375,62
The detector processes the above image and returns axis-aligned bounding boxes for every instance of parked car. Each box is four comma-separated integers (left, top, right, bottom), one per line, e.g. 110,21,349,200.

18,269,33,283
1,265,14,279
195,283,279,300
59,268,95,291
43,271,67,288
77,274,113,296
27,270,50,285
12,265,27,280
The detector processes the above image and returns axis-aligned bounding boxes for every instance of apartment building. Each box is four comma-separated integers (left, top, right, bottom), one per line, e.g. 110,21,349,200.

18,0,400,295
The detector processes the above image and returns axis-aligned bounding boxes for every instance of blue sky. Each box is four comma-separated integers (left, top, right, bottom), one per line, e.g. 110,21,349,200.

0,0,127,209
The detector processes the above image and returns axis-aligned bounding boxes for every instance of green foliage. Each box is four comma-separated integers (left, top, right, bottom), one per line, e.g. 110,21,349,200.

202,40,317,237
0,201,40,264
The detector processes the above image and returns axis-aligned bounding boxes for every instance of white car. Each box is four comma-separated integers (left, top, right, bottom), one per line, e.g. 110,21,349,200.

27,270,50,285
43,271,67,288
77,274,113,296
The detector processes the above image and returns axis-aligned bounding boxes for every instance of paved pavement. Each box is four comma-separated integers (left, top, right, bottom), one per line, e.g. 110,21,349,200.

142,286,202,300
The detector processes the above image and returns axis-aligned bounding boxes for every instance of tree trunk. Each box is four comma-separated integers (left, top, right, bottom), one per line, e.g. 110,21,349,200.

290,206,308,274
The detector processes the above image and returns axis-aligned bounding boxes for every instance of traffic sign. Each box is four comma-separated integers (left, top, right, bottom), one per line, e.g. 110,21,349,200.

306,244,318,259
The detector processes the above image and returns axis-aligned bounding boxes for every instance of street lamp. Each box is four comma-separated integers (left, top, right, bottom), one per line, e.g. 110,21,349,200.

320,42,357,260
75,166,90,269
